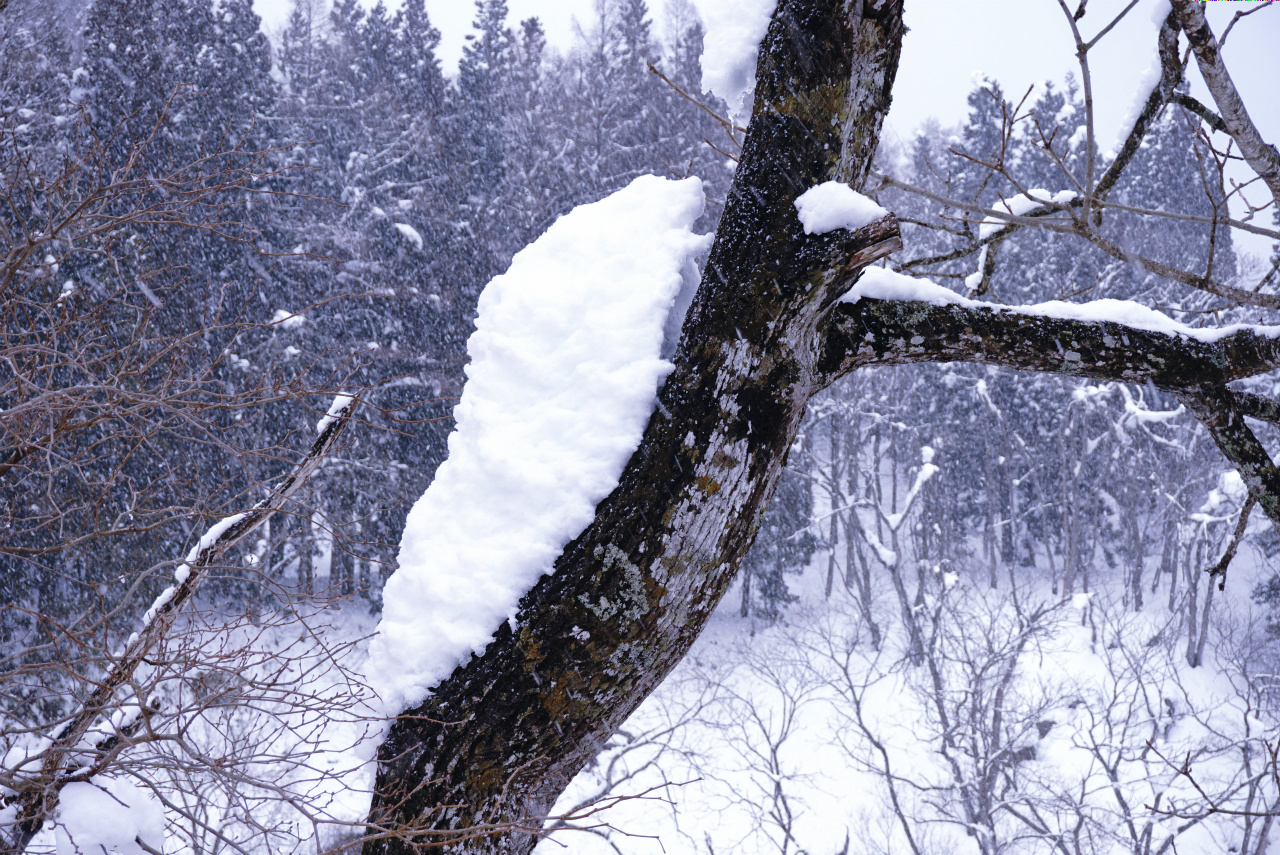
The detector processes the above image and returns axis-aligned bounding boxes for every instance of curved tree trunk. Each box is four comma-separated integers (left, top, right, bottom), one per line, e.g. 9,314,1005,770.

365,1,1280,851
364,2,907,852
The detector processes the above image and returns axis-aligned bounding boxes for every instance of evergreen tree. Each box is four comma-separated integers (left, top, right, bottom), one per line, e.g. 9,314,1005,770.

950,75,1015,207
561,0,667,198
660,0,731,193
278,0,323,102
391,0,446,118
1110,105,1237,304
454,0,513,243
500,17,578,247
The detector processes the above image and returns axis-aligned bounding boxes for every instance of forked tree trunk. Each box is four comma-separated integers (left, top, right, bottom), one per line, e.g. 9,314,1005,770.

365,1,1280,851
364,3,908,852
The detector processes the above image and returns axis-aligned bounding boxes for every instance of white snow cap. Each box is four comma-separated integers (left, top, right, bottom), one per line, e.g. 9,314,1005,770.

701,0,777,123
1200,470,1248,516
979,189,1078,240
271,308,306,329
367,175,711,716
843,266,1280,344
794,182,889,235
55,777,165,855
316,393,354,435
394,222,424,251
1107,0,1173,158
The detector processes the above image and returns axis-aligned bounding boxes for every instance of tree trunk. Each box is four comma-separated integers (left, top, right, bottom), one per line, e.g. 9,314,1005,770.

364,3,908,851
364,1,1280,850
826,425,843,599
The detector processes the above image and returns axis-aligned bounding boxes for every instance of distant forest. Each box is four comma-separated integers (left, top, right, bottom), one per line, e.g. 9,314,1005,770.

3,0,1277,700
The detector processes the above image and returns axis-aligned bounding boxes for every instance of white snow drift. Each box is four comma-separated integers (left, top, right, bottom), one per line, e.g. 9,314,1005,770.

367,175,711,716
701,0,777,123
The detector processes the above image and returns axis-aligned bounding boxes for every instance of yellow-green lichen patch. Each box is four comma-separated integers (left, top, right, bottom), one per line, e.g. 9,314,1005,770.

577,544,652,626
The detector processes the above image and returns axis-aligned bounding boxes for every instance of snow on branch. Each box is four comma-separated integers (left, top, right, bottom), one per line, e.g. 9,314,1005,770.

794,182,889,235
367,176,712,717
824,265,1280,531
881,447,939,532
841,266,1280,346
978,190,1079,241
2,393,358,851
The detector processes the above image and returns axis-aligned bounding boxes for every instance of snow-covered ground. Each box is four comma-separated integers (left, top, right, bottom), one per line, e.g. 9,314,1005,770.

533,528,1280,855
21,503,1276,855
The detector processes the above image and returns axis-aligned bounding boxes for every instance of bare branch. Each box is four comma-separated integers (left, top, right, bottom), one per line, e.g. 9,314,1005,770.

1171,0,1280,207
2,396,357,853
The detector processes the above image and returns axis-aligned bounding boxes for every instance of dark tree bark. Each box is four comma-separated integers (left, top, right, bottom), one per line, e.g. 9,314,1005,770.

365,2,907,851
822,299,1280,526
364,1,1280,852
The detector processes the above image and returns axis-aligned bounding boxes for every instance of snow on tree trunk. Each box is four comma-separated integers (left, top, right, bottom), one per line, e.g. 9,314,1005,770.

366,175,710,718
364,1,1280,852
363,3,906,852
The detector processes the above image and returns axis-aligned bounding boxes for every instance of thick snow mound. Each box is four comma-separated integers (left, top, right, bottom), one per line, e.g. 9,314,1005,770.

701,0,777,122
55,777,165,855
367,175,711,716
794,181,889,235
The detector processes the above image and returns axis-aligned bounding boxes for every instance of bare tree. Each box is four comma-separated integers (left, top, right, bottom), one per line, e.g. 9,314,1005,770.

0,103,384,853
361,1,1280,851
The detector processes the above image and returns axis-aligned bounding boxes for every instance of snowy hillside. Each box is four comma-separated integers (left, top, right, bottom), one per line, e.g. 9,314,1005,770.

534,458,1280,855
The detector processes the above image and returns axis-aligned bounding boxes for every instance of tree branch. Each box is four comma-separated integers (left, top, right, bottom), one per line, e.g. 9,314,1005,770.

876,171,1280,308
1205,493,1255,590
363,2,1280,852
1173,92,1227,134
1171,0,1280,207
822,295,1280,527
1094,9,1182,202
2,395,357,854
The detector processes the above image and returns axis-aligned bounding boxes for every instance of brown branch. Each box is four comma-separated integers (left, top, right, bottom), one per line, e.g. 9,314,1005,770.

1232,391,1280,427
877,171,1280,308
646,62,745,152
3,396,357,854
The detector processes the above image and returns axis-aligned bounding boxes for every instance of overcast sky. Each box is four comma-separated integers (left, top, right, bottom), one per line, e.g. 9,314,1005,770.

252,0,1279,259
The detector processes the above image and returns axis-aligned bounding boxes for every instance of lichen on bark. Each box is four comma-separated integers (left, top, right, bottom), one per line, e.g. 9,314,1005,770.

363,2,908,853
362,1,1280,851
